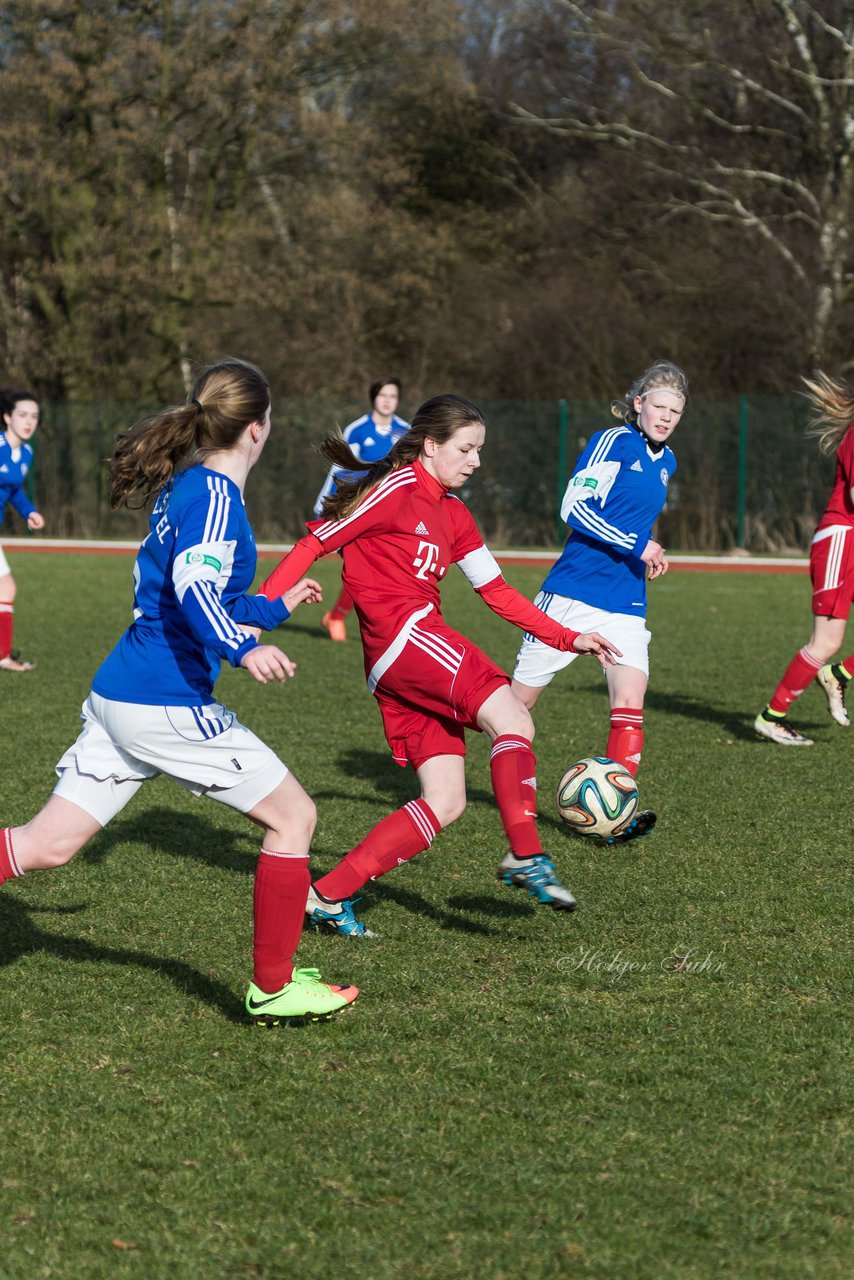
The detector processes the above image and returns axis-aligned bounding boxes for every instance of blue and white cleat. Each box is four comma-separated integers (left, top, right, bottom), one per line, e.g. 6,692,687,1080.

305,887,377,938
498,853,577,912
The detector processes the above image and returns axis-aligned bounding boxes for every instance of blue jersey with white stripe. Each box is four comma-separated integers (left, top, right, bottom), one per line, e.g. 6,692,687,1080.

92,465,288,706
0,433,37,521
542,424,676,616
313,413,409,516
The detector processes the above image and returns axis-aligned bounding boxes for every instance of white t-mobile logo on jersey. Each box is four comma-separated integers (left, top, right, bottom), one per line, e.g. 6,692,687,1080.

413,540,441,578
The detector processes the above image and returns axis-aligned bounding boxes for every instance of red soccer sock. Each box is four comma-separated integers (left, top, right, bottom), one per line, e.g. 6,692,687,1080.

490,734,542,857
329,586,354,622
0,828,23,885
314,799,440,902
252,850,311,994
0,603,13,660
768,647,823,715
607,707,645,776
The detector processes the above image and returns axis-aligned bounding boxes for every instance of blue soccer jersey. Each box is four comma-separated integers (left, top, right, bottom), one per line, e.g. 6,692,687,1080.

0,433,37,521
313,413,409,516
542,424,677,616
92,465,289,706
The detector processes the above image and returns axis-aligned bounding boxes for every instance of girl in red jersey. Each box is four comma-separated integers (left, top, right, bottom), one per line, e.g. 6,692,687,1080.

755,373,854,745
260,394,620,936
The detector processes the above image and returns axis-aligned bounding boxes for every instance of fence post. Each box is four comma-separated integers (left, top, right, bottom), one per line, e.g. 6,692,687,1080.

556,398,569,545
737,395,748,548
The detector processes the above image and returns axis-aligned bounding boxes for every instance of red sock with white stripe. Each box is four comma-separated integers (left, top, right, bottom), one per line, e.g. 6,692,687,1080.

314,800,441,901
768,647,823,715
0,603,13,660
0,828,23,885
329,586,354,621
490,735,542,857
252,850,311,994
607,707,645,777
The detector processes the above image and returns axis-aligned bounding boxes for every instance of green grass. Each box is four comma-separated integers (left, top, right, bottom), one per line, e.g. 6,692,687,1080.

1,553,850,1280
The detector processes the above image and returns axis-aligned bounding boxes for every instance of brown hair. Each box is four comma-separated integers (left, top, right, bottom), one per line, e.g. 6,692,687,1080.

109,357,270,508
319,393,484,521
802,371,854,456
611,360,689,424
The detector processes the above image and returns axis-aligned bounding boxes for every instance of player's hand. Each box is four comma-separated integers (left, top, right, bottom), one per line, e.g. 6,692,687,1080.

241,644,297,684
27,512,45,532
282,577,323,613
641,539,668,580
571,631,622,668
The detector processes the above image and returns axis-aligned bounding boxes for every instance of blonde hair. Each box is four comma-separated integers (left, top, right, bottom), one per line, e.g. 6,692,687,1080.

109,357,270,508
802,371,854,456
611,360,689,424
319,393,485,521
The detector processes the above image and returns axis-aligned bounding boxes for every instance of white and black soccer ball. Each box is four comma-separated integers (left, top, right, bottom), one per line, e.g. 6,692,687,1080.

556,756,639,840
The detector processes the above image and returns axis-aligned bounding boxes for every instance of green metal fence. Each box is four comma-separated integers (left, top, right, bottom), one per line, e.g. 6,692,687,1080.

3,395,833,551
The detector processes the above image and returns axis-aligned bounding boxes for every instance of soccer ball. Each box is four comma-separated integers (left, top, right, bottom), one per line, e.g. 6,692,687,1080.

556,756,639,839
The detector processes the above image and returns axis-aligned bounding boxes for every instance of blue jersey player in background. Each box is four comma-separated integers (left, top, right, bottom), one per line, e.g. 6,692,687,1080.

313,377,408,640
511,360,689,844
0,389,45,672
0,357,358,1025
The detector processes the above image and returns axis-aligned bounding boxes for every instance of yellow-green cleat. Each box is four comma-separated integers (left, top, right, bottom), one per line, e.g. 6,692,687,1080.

246,967,359,1025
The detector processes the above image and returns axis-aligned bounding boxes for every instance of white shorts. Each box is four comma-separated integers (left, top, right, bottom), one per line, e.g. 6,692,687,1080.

54,692,288,826
0,545,10,577
512,591,652,688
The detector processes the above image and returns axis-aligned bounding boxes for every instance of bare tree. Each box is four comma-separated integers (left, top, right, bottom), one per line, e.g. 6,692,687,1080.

509,0,854,367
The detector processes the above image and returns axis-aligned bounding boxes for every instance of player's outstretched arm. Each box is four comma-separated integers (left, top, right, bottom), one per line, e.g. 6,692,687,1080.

240,644,297,684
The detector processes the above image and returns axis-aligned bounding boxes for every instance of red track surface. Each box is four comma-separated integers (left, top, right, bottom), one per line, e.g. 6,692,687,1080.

1,538,808,573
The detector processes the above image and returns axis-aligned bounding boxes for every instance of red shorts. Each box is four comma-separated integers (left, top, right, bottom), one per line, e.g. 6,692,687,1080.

810,525,854,617
372,617,508,769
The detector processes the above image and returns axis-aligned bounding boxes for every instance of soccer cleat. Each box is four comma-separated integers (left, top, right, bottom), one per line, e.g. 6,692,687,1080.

754,711,813,746
0,651,35,672
321,612,347,642
305,887,376,938
598,809,657,846
245,967,359,1025
816,664,850,727
497,853,577,912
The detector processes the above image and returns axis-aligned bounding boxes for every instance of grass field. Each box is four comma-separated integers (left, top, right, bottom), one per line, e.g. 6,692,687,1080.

0,552,850,1280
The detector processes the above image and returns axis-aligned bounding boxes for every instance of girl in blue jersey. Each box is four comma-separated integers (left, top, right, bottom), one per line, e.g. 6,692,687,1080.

511,360,688,843
0,390,45,672
313,378,409,640
0,357,358,1024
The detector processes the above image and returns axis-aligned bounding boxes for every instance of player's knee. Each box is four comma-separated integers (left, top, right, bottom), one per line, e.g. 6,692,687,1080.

30,838,81,870
425,792,466,828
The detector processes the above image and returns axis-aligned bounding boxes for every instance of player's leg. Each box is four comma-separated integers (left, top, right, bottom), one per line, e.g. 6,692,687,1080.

306,764,449,938
0,560,33,673
242,773,358,1022
321,573,352,642
604,663,648,776
1,795,105,883
477,684,577,912
757,533,850,744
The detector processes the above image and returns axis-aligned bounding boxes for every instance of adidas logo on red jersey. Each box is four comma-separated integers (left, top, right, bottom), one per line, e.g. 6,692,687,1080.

414,521,430,535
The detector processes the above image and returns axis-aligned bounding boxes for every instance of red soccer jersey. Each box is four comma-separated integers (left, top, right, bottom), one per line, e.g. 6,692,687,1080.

817,424,854,531
269,460,482,671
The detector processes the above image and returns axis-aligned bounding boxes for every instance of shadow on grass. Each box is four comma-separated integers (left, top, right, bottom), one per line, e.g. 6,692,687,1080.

368,881,504,936
0,895,245,1021
644,689,782,741
331,747,496,809
80,808,255,874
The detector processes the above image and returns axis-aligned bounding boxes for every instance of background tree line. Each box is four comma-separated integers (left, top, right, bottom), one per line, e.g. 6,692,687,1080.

1,0,852,407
